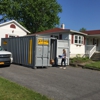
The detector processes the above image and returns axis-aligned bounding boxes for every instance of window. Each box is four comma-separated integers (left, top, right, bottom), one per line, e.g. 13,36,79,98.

74,35,83,44
51,35,59,39
9,36,16,38
10,24,16,29
54,36,58,39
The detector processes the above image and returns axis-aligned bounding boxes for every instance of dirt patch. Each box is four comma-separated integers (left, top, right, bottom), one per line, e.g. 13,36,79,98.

79,61,94,66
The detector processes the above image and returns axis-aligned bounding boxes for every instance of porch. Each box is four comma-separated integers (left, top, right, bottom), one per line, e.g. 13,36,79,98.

86,36,100,59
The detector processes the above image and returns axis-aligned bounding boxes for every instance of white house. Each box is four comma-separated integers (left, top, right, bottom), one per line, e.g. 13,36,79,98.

0,20,30,45
28,24,100,59
30,24,88,58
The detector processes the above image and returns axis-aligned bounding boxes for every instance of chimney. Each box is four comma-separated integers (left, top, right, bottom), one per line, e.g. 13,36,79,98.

61,23,65,29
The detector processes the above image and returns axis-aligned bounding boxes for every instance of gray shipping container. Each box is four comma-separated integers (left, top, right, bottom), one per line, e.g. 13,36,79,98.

1,35,51,69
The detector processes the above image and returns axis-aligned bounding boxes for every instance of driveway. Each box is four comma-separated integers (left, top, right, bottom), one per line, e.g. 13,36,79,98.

0,65,100,100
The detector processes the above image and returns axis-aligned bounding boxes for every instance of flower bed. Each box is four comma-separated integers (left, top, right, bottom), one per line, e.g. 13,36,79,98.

70,56,90,67
70,56,100,71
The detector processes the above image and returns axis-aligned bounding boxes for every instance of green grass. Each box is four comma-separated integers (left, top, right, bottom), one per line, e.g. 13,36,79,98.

0,77,51,100
85,61,100,69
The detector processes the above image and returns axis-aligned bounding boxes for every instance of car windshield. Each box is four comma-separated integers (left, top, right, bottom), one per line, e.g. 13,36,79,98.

0,46,5,51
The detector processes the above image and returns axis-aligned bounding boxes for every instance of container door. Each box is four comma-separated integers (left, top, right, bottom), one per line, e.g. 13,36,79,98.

56,40,70,65
35,37,50,67
36,45,43,66
42,44,49,66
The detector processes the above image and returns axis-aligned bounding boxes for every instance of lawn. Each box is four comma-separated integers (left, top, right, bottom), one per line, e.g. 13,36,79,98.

85,61,100,70
0,77,51,100
70,56,100,70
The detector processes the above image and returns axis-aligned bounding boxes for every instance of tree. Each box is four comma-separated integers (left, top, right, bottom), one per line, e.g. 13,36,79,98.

0,0,62,33
79,27,86,32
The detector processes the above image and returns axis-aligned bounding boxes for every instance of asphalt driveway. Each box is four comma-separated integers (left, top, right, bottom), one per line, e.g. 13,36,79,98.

0,65,100,100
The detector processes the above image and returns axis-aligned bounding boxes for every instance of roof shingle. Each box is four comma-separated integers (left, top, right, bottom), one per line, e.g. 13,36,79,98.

83,30,100,35
31,28,70,35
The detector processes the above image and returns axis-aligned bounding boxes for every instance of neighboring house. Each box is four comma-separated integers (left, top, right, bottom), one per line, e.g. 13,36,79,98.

30,25,87,58
84,30,100,51
83,30,100,58
0,20,30,45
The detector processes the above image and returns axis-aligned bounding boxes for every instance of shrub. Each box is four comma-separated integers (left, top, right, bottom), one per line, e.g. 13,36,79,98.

70,54,90,64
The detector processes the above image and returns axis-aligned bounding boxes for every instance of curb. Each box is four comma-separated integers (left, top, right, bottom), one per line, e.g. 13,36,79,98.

70,63,100,71
70,64,79,67
83,66,100,71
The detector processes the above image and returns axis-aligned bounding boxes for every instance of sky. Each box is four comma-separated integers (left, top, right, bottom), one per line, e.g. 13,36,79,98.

1,0,100,31
57,0,100,31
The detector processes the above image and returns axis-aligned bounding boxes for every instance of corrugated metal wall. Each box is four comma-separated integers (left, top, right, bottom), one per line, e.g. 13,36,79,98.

1,36,51,68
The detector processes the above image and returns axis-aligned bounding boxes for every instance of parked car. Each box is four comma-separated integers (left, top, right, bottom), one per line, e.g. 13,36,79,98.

0,46,13,67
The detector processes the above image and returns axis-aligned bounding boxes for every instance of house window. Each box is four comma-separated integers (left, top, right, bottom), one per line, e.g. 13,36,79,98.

10,24,16,29
51,35,59,39
74,35,83,44
54,36,58,39
9,36,16,38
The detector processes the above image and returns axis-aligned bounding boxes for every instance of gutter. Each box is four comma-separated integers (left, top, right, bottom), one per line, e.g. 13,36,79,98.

70,30,87,36
86,34,100,36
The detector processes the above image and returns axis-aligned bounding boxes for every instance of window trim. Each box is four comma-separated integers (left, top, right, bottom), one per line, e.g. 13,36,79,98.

74,35,83,45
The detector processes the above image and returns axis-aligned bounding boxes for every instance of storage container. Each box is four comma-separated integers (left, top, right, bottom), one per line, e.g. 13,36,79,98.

2,35,51,69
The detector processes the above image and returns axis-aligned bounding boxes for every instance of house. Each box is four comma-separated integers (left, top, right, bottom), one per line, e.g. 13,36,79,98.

28,24,100,59
30,24,87,58
84,30,100,51
83,30,100,59
0,20,30,45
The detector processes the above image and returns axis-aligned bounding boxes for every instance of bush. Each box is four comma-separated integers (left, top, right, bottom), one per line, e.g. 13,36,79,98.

70,54,90,64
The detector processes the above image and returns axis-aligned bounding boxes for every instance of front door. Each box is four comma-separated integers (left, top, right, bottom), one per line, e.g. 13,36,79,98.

93,38,99,51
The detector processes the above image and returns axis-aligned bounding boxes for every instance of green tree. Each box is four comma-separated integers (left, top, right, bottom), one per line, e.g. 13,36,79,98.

79,27,86,32
0,0,62,33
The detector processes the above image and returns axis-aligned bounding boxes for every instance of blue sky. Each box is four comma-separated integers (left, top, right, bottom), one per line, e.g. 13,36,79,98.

57,0,100,31
1,0,100,31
